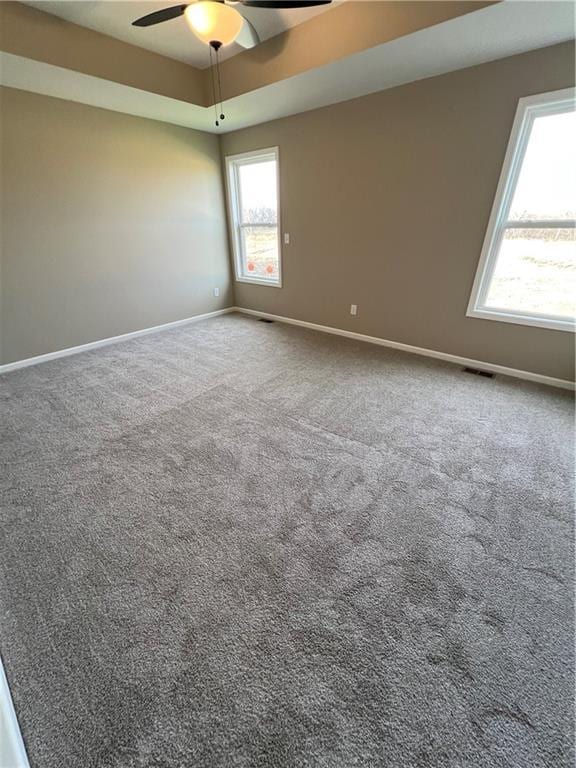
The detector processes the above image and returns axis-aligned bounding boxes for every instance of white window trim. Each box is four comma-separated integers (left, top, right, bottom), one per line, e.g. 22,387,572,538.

467,87,576,333
225,147,282,288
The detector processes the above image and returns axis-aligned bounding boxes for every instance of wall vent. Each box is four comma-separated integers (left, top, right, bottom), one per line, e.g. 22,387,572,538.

463,367,494,378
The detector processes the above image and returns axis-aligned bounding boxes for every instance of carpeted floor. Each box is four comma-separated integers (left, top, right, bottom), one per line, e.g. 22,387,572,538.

0,313,573,768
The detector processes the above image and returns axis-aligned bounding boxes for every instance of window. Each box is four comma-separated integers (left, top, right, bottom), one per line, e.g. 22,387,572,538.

226,148,281,287
468,88,576,331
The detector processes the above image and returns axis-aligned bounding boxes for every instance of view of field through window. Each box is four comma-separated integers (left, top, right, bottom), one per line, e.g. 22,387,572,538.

237,158,279,281
484,107,576,320
485,228,575,317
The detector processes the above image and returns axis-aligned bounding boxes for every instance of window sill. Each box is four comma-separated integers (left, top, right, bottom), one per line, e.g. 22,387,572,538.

235,277,282,288
467,306,575,332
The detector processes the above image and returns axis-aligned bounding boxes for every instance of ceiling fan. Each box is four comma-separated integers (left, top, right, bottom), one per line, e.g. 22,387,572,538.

132,1,333,51
132,1,332,126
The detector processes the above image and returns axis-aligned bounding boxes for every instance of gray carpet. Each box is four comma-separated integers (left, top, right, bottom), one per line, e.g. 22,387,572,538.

0,313,573,768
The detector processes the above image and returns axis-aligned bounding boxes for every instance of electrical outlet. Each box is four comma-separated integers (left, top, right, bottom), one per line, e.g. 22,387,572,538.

284,233,290,245
350,304,358,316
213,288,220,297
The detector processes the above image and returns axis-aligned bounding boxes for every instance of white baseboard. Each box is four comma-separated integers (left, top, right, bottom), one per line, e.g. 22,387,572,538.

2,305,572,391
0,308,235,374
234,307,575,391
0,656,30,768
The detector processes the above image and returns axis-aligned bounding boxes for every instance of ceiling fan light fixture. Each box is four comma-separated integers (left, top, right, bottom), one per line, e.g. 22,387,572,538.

184,2,244,46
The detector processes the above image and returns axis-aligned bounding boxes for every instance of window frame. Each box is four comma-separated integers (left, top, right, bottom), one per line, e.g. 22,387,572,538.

225,147,282,288
467,87,576,332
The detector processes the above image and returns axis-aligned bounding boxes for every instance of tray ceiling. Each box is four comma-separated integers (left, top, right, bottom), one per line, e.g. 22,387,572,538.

24,1,339,67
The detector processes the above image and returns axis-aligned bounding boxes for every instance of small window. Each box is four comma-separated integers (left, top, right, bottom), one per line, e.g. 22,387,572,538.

468,88,575,331
226,148,282,287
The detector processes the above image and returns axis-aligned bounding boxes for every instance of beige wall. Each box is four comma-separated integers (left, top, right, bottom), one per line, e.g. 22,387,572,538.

221,42,575,382
1,42,574,378
0,87,232,364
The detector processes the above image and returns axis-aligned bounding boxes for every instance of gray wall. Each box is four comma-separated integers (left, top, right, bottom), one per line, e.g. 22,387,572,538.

0,86,232,364
221,42,575,382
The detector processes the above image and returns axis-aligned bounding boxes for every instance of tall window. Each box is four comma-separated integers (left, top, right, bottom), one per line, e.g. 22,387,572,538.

226,148,281,287
468,88,575,331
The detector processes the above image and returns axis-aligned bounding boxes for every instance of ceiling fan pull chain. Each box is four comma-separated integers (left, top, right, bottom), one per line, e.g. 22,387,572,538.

215,46,225,123
208,44,220,127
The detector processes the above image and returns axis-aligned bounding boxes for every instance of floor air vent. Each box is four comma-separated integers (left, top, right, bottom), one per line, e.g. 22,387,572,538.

258,318,275,323
463,367,494,378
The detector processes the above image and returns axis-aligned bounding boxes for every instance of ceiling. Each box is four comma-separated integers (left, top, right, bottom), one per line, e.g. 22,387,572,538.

4,1,574,134
24,1,340,67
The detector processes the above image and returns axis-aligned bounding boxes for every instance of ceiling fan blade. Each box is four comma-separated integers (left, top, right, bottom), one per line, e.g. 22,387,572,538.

235,16,261,49
132,5,188,27
240,1,332,7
